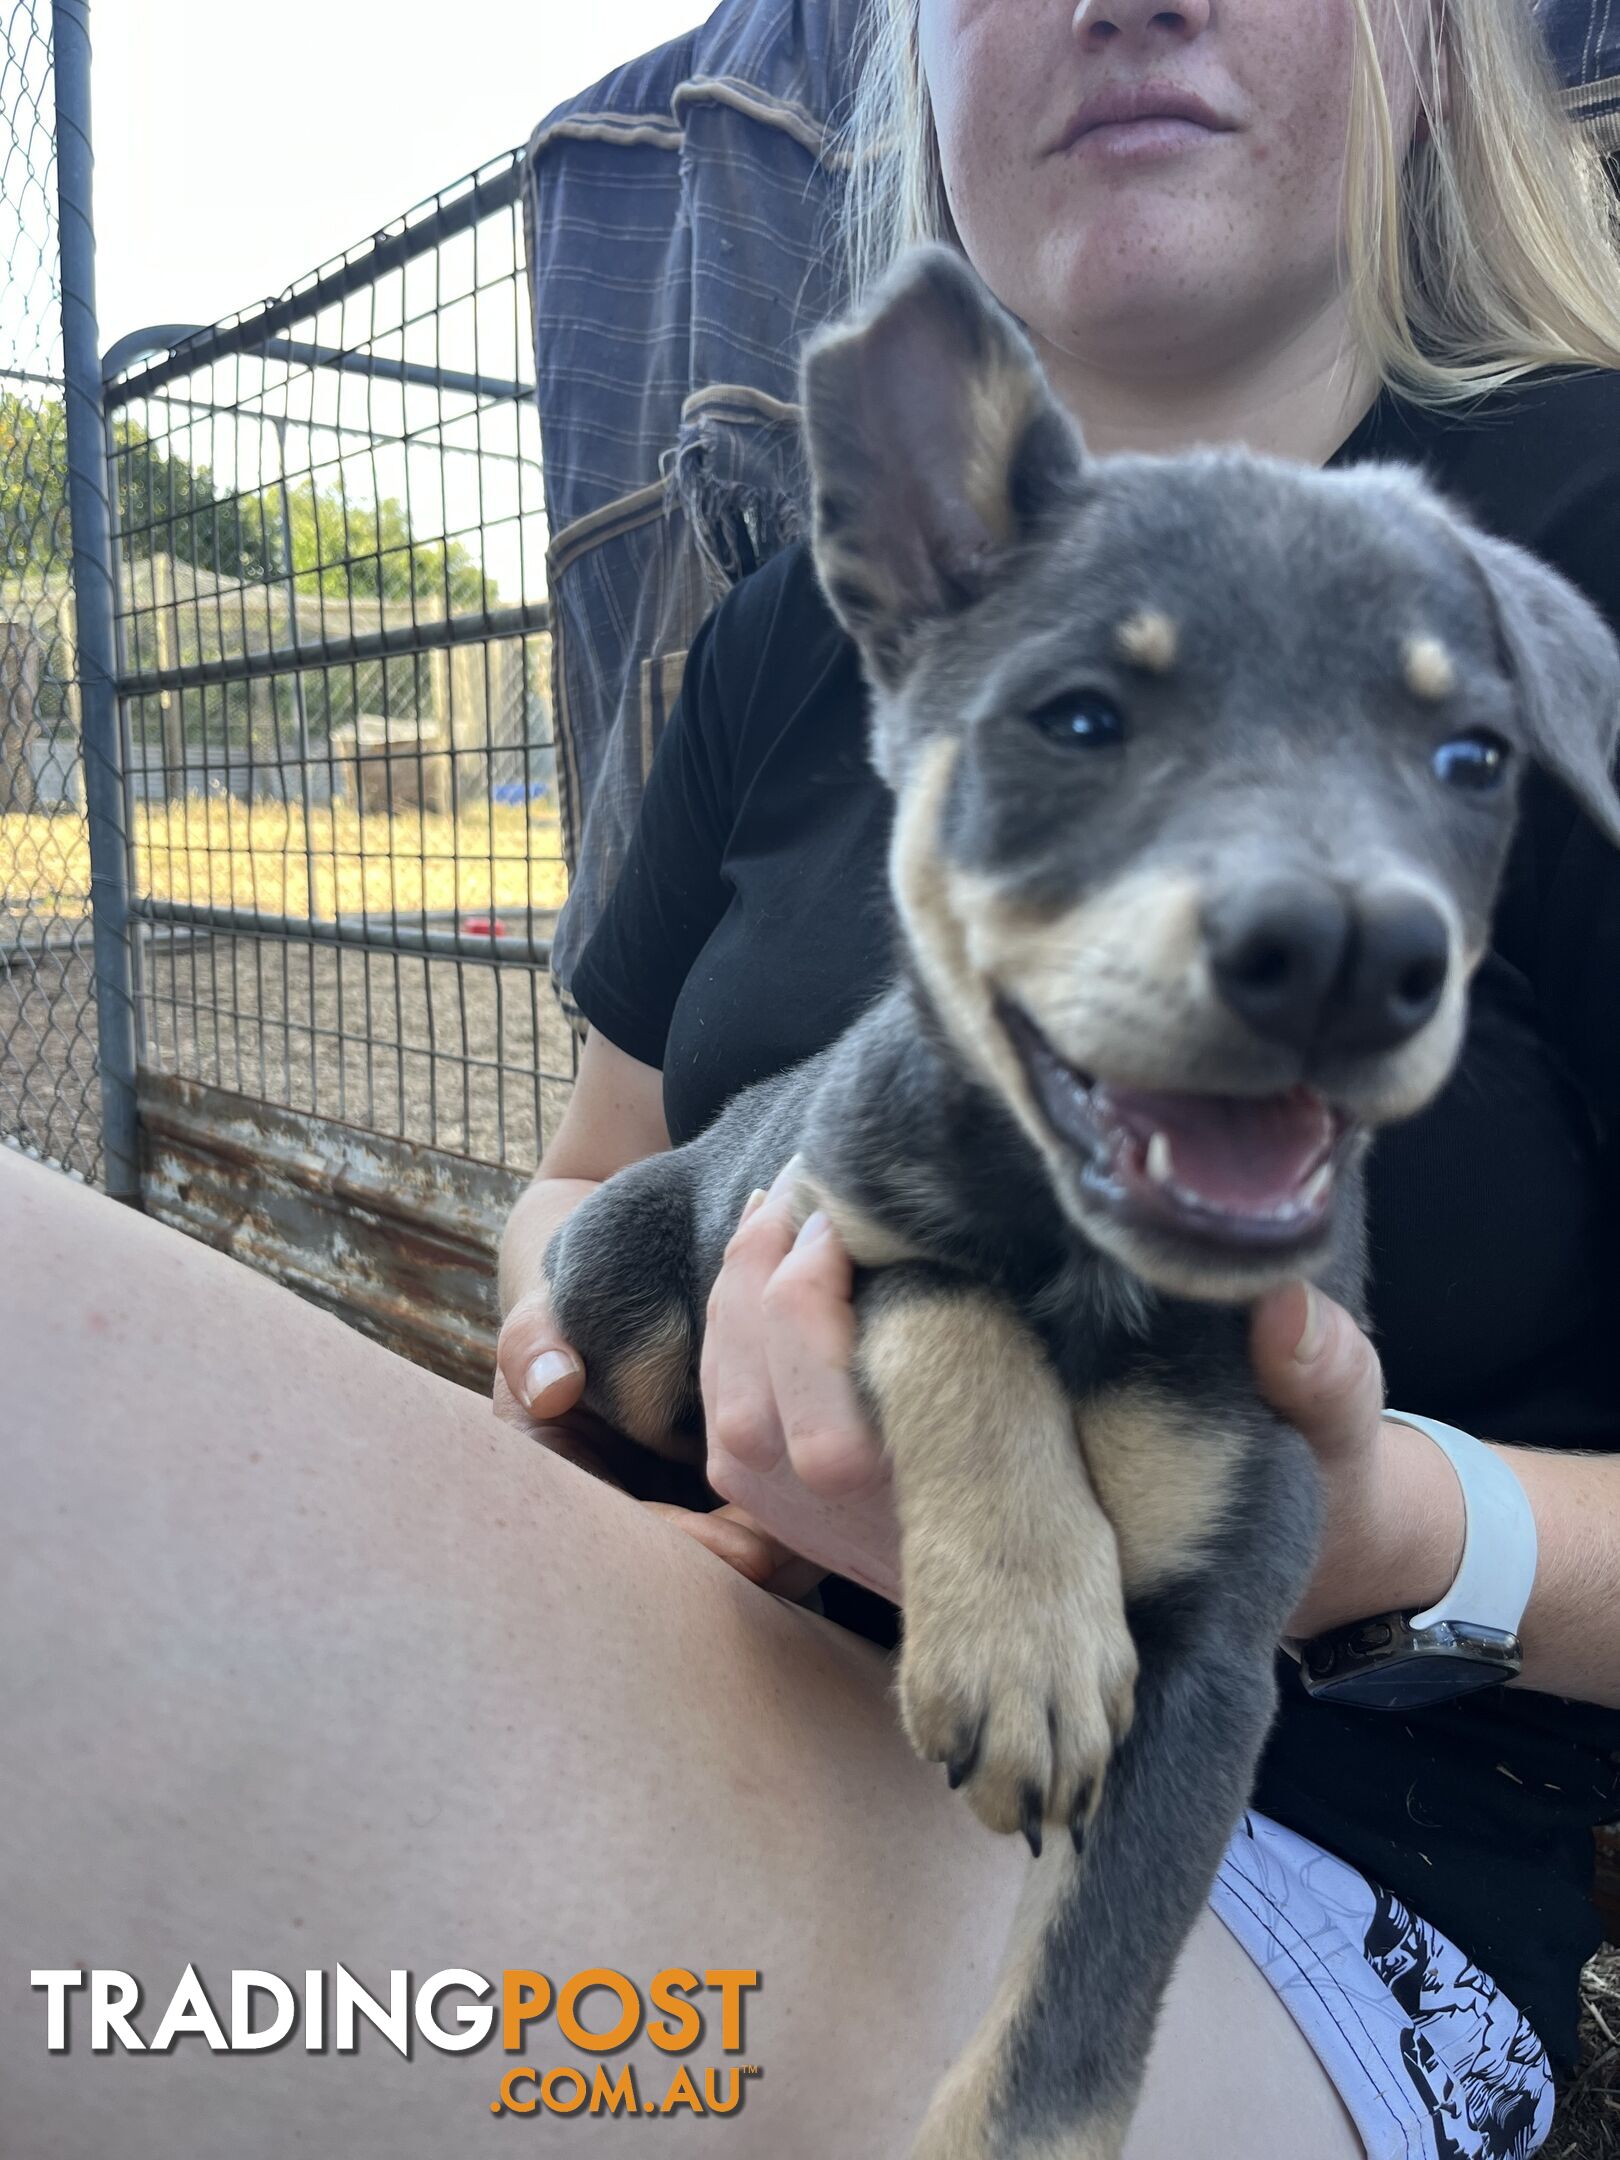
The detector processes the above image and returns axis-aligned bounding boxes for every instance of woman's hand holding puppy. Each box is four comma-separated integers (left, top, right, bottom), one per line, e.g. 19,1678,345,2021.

695,1188,1476,1646
494,1162,1470,1641
492,1160,892,1598
693,1160,900,1603
1253,1284,1466,1640
503,1182,1620,1708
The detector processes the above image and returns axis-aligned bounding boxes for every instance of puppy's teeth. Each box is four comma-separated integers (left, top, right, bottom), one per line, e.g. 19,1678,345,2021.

1303,1161,1334,1207
1145,1132,1174,1186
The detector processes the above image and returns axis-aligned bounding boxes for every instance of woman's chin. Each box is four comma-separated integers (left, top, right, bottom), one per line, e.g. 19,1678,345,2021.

1023,280,1264,384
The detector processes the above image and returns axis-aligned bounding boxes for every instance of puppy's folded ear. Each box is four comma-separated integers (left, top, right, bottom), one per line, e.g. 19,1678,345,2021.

800,244,1086,687
1465,528,1620,848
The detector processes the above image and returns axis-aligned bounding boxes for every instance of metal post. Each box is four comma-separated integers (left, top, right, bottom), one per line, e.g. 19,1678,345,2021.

52,0,141,1199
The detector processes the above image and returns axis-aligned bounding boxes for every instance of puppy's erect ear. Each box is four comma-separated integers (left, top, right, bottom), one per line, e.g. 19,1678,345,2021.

800,245,1086,687
1464,527,1620,848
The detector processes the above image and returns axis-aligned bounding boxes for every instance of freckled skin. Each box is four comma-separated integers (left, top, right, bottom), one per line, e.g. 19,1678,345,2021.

917,0,1425,392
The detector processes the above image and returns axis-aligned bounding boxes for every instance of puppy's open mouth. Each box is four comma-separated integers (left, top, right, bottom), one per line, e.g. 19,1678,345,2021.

997,997,1352,1252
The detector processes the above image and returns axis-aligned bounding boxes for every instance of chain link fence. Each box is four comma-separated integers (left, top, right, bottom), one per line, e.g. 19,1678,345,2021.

0,0,104,1180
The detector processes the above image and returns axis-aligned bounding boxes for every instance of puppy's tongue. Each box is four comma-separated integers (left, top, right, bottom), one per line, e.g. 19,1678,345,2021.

1095,1083,1334,1215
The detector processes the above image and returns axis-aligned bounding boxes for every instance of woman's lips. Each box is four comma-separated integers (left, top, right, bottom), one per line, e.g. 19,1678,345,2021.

1048,83,1236,164
1062,114,1225,162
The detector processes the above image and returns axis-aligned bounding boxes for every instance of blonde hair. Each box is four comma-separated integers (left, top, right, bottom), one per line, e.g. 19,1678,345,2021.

836,0,1620,405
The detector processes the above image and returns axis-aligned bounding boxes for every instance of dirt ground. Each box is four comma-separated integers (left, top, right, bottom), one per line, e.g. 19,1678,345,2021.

0,930,105,1178
135,927,579,1169
1553,1947,1620,2156
1,925,578,1176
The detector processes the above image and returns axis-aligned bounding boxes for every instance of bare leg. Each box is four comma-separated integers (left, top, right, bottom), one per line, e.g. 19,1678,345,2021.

1127,1909,1362,2158
0,1148,1361,2156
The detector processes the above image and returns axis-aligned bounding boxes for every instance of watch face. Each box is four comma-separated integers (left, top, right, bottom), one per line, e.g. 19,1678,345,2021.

1306,1653,1512,1711
1298,1619,1523,1710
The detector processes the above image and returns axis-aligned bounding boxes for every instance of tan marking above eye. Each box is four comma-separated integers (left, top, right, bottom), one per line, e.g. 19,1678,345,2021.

1113,609,1178,674
1403,634,1456,701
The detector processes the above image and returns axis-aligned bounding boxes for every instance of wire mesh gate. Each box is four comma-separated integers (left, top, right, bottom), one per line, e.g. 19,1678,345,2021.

103,153,567,1176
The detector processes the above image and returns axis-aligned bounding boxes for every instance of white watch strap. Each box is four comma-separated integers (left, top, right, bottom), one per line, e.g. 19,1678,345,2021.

1385,1411,1538,1636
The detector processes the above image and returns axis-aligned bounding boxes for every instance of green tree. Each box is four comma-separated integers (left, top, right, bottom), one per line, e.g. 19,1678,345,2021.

0,392,69,579
1,392,492,611
282,477,492,613
116,420,273,581
1,392,273,583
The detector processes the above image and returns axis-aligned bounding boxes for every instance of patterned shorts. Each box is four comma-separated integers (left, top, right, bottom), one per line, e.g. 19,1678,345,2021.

1212,1813,1556,2160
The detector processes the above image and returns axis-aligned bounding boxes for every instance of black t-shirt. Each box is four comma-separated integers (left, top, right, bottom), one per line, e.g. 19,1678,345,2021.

570,370,1620,2067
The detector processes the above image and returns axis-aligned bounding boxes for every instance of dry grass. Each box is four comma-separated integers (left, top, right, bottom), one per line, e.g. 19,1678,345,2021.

2,799,570,923
1552,1949,1620,2158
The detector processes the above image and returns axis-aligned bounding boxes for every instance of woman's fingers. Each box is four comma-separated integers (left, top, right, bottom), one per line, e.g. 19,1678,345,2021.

495,1288,585,1420
701,1163,800,1474
1250,1281,1386,1460
758,1205,886,1500
491,1364,536,1436
700,1157,897,1595
644,1500,826,1600
710,1449,901,1604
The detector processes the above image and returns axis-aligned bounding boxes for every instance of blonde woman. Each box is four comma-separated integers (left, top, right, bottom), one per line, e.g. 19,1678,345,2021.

6,4,1619,2157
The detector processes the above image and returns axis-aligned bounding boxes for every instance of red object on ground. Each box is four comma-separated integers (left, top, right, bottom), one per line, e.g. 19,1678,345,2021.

461,916,508,938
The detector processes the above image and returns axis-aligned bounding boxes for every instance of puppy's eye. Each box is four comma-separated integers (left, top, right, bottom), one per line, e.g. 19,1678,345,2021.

1027,692,1126,750
1432,729,1511,791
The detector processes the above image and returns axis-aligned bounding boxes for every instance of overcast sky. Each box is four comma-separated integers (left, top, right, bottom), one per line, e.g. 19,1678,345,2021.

92,0,707,351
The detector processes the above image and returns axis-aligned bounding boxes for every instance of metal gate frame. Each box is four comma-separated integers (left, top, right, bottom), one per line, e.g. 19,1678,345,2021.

49,0,137,1195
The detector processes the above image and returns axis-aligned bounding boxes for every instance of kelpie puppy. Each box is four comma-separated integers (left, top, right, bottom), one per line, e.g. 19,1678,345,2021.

543,248,1620,2158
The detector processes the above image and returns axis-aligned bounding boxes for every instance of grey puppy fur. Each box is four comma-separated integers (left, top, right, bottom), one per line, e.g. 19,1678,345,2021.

543,248,1620,2158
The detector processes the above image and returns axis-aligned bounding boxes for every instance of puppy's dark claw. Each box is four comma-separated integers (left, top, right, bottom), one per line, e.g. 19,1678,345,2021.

946,1720,983,1791
1070,1783,1094,1856
1020,1784,1043,1858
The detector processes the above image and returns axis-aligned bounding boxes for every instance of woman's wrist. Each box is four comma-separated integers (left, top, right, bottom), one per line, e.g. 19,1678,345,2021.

1297,1415,1468,1638
497,1175,600,1317
1374,1416,1471,1613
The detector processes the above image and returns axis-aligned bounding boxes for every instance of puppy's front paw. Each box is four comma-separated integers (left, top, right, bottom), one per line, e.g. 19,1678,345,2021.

898,1506,1136,1851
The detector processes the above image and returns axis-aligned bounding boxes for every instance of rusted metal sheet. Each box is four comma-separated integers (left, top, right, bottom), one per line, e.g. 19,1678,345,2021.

138,1071,528,1393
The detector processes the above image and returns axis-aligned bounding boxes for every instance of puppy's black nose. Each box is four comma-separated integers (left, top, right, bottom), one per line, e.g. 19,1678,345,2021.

1329,889,1450,1053
1204,880,1350,1052
1204,881,1449,1054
